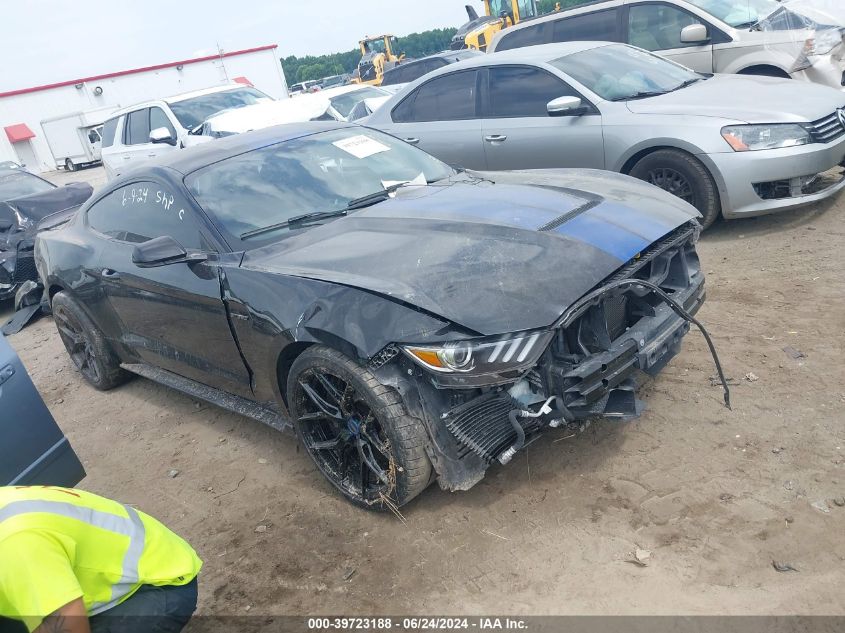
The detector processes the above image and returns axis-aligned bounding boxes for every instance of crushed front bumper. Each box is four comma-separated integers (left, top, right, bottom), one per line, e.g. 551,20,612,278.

436,222,706,467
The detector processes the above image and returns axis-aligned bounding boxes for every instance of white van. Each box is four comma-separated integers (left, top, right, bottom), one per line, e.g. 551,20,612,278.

100,84,272,180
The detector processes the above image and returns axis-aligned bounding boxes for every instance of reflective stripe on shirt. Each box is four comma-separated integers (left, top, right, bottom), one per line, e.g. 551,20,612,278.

0,499,146,613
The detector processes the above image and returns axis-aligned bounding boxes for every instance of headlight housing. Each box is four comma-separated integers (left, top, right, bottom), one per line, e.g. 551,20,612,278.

721,124,812,152
402,331,554,387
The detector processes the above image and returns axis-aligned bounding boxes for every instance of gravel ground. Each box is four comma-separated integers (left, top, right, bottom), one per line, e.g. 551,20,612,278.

5,165,844,616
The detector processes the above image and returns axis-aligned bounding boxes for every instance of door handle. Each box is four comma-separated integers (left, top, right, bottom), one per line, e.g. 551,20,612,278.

147,154,157,158
484,135,508,143
404,137,420,145
122,155,131,160
101,268,121,279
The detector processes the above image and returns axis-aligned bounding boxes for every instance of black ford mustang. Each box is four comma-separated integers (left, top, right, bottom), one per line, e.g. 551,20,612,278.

36,122,718,509
0,169,92,301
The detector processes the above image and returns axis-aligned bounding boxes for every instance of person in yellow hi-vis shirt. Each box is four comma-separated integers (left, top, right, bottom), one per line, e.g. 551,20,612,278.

0,486,202,633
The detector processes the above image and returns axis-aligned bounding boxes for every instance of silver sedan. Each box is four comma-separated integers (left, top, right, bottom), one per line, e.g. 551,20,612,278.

364,41,845,228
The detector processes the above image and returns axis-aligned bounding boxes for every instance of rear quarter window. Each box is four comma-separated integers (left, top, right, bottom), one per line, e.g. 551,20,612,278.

552,9,621,43
495,21,551,51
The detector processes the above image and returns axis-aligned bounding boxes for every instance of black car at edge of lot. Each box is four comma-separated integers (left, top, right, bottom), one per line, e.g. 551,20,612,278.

36,121,710,510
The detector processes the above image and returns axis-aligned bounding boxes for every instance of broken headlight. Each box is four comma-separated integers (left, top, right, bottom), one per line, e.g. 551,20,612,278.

402,331,554,387
721,124,812,152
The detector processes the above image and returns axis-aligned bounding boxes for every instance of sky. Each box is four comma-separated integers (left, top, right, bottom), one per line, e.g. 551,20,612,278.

1,0,482,92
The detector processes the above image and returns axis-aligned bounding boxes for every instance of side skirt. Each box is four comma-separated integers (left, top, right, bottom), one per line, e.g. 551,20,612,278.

120,363,291,433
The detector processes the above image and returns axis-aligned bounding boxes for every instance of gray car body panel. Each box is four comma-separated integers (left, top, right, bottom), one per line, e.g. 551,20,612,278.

365,42,845,219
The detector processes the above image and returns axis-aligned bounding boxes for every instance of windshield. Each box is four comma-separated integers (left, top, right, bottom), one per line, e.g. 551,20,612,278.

330,88,387,118
169,88,272,129
0,172,55,201
550,44,702,101
186,127,455,246
365,39,386,54
686,0,780,27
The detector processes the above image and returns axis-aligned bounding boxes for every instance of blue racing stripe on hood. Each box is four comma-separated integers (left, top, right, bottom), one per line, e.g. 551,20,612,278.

555,213,652,262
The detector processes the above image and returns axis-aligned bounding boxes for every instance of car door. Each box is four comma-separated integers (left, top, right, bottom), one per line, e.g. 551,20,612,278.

625,1,714,73
86,180,253,397
481,65,605,171
386,69,487,169
1,334,85,486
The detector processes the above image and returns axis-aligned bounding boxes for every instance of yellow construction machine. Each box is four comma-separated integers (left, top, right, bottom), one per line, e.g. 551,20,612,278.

450,0,540,51
351,35,404,86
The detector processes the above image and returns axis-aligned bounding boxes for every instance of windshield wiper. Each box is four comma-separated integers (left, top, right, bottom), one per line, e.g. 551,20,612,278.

240,181,428,239
612,90,668,102
671,77,705,92
239,209,348,239
345,182,410,211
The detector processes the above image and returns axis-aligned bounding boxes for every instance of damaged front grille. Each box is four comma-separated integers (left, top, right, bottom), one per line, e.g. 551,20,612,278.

540,222,703,419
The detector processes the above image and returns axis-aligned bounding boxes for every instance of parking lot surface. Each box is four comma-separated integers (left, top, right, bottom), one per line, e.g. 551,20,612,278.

6,166,844,615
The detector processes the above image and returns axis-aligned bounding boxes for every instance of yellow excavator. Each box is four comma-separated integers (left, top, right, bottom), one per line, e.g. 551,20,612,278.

351,35,404,86
450,0,540,51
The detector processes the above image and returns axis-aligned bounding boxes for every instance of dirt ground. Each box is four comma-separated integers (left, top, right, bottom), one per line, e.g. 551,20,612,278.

6,166,844,616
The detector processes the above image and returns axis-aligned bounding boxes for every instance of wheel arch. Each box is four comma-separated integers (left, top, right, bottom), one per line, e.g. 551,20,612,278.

737,64,791,78
275,341,315,407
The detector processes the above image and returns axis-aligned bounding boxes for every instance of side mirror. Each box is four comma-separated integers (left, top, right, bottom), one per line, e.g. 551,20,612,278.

680,23,709,44
149,127,177,146
132,235,207,268
547,96,584,117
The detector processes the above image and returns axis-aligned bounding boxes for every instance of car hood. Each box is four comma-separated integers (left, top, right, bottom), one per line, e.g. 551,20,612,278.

626,74,843,123
1,182,92,248
240,170,698,336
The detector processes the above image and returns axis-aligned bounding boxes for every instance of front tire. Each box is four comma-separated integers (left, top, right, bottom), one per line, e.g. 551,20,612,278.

65,158,76,172
287,346,433,510
630,149,721,229
52,292,129,390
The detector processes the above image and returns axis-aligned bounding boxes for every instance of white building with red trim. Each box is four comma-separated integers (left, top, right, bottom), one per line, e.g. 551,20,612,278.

0,45,288,173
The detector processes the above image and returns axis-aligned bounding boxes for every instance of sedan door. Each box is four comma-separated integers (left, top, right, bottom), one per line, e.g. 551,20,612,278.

625,2,715,73
1,334,85,486
86,181,253,397
480,65,605,170
383,69,487,169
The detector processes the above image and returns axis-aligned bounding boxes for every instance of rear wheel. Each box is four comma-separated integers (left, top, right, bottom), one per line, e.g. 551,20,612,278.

52,292,129,390
287,346,432,510
64,158,76,172
630,149,721,229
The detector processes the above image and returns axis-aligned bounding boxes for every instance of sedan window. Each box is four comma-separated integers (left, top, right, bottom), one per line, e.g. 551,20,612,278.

87,181,204,249
487,66,578,118
550,44,702,101
168,88,272,130
329,88,387,119
392,70,479,123
185,128,455,246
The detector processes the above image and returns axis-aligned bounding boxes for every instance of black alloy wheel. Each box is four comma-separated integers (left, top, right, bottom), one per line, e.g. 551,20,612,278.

54,305,102,384
288,346,433,510
293,367,394,505
51,291,129,391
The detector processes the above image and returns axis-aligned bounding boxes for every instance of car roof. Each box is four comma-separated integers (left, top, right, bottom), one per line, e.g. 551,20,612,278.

115,121,355,179
490,0,620,47
107,84,254,118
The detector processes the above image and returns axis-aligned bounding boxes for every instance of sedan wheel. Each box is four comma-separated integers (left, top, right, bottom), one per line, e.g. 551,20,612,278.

288,346,433,510
630,149,721,229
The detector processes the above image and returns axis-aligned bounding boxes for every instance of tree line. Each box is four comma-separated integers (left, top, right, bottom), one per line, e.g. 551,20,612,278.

280,1,592,85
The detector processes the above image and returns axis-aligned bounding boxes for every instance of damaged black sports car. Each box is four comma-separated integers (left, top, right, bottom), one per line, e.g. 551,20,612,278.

0,169,92,301
36,122,724,509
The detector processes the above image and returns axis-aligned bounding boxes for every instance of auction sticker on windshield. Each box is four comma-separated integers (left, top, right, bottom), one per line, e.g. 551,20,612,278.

333,134,391,159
